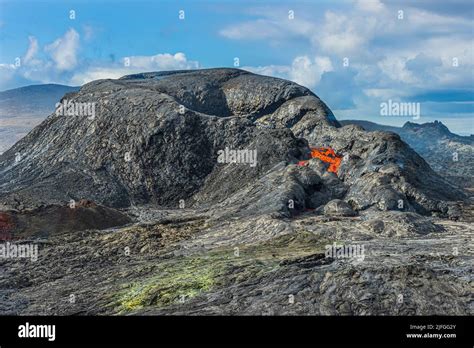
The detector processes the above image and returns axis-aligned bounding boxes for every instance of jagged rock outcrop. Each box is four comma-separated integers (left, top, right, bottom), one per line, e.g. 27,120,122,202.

340,120,474,190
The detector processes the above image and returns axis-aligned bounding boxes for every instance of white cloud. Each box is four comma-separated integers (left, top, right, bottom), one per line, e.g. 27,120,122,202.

1,26,200,88
315,11,379,55
242,64,290,79
45,28,80,71
220,19,288,40
124,52,199,71
404,9,472,32
354,0,386,13
70,67,132,85
244,55,333,88
219,9,380,55
289,56,333,87
23,36,38,64
70,52,199,85
219,13,315,46
377,56,418,84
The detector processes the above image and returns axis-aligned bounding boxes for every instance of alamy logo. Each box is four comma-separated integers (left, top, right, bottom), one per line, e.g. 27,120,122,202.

0,242,38,261
217,147,257,167
18,322,55,341
55,99,96,120
325,242,365,262
380,99,420,120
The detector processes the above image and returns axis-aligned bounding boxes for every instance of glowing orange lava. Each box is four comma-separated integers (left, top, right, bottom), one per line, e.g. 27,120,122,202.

297,147,342,174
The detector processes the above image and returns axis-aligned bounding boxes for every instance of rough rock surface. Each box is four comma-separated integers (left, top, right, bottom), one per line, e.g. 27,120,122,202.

323,199,357,217
0,207,472,316
0,68,465,218
340,120,474,190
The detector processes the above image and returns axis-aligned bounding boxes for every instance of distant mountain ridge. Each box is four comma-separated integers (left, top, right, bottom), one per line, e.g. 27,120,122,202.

340,119,471,138
0,84,79,117
0,84,79,153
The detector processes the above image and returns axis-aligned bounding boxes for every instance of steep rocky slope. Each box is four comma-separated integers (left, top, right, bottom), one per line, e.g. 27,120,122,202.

0,69,471,316
0,69,465,218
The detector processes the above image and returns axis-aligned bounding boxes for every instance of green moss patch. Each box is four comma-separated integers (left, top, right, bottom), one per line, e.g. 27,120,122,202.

116,229,329,313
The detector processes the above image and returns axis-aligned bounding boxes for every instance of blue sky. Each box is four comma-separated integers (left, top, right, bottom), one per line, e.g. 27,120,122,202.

0,0,473,134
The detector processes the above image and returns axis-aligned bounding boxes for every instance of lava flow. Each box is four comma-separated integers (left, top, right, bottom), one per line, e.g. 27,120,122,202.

297,147,342,174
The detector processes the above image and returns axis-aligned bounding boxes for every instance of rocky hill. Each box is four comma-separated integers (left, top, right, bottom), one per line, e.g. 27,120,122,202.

0,69,465,217
0,69,472,316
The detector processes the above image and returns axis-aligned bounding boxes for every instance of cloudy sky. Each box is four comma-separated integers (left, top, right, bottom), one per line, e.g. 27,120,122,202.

0,0,473,133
